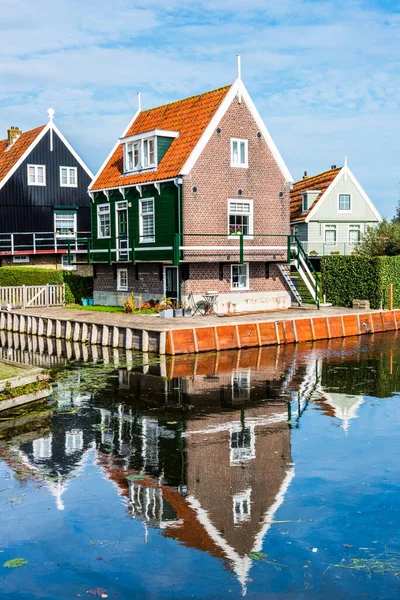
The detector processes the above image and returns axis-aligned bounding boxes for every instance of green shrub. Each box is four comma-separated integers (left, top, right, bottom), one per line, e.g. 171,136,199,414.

0,267,93,305
321,255,400,309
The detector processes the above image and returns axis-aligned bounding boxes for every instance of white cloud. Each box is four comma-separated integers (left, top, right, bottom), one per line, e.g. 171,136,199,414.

0,0,399,216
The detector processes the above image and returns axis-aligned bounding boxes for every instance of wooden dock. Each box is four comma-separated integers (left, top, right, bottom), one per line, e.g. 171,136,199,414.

0,306,399,355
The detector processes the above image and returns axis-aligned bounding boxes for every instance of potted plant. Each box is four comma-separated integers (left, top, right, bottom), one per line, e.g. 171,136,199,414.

159,297,174,319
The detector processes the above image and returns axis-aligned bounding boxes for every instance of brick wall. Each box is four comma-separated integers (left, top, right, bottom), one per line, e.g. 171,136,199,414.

182,262,286,295
181,95,290,262
94,263,163,298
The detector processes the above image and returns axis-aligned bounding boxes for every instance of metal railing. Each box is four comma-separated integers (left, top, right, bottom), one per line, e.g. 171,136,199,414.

299,241,358,257
0,284,65,308
0,231,91,256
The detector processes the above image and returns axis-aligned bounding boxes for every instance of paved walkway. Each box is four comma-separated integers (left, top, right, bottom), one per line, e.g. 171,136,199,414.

15,305,379,332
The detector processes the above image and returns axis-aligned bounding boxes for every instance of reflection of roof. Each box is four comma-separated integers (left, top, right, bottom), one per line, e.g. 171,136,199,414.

290,167,341,223
322,393,365,433
90,85,231,190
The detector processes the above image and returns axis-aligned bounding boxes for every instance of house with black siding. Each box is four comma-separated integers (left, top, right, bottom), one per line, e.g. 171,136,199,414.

0,109,93,271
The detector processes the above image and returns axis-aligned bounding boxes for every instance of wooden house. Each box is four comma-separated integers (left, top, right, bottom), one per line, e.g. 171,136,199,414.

88,75,294,313
0,109,93,271
290,161,382,258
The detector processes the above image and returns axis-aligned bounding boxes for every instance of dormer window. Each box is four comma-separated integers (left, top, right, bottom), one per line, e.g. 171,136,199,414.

302,193,308,212
302,190,320,213
121,129,179,174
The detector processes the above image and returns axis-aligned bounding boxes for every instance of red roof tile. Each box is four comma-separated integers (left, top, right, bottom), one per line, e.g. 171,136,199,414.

290,167,342,222
91,85,232,191
0,125,47,184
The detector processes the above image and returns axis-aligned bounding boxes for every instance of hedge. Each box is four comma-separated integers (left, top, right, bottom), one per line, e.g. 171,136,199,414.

321,255,400,309
0,267,93,304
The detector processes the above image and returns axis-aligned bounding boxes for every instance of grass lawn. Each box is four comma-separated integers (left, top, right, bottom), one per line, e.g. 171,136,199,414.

66,304,124,314
0,362,24,381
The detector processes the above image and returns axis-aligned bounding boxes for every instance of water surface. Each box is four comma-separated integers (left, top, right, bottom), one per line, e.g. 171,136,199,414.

0,332,399,599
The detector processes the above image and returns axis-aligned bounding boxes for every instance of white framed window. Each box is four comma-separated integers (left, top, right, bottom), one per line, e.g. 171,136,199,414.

139,198,155,243
231,138,248,168
324,224,337,244
117,268,128,291
231,263,249,290
13,255,30,263
230,426,255,464
125,137,156,172
349,224,361,243
302,193,308,212
27,164,46,186
339,194,351,211
54,212,77,238
233,488,252,524
60,167,78,187
228,200,253,237
97,204,111,238
61,254,77,271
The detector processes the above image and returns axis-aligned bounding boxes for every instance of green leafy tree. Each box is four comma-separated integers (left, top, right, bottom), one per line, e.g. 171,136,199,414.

357,220,400,256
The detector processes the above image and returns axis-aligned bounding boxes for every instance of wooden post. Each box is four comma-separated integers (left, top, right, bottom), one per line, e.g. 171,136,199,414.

389,284,393,311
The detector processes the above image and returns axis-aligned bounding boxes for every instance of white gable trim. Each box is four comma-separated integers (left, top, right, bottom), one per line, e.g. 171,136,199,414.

305,166,382,223
89,108,141,191
180,80,293,182
51,123,94,180
0,123,50,191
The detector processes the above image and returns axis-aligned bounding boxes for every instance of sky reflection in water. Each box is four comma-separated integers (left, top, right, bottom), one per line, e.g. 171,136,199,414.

0,332,399,599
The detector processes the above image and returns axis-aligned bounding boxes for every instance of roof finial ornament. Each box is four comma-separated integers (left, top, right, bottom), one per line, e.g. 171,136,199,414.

47,107,55,123
137,92,142,112
344,156,348,168
237,54,242,104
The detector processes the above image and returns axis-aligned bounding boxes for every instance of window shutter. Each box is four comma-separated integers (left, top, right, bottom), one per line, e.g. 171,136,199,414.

265,263,270,279
181,264,190,281
219,263,224,281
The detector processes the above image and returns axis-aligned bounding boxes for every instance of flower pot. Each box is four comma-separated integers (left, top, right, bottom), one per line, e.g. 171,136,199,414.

174,309,184,317
81,298,88,306
183,309,192,317
159,308,174,319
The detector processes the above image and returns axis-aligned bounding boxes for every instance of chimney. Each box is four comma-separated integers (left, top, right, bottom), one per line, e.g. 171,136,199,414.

7,126,22,147
303,171,308,179
331,164,337,169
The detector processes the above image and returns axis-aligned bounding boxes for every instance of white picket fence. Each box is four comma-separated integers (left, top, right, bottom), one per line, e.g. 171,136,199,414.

0,284,65,308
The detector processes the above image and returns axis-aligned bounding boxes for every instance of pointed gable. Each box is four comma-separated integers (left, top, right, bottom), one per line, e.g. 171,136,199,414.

0,125,47,183
290,167,341,223
90,85,232,191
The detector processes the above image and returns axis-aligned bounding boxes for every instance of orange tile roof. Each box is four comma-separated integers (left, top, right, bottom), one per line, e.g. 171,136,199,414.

91,85,232,191
0,125,47,183
290,167,342,222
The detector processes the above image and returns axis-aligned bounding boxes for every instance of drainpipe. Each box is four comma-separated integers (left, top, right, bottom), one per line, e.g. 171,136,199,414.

175,177,183,303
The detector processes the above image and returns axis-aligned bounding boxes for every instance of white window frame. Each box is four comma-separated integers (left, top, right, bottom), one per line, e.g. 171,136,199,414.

139,197,155,244
233,488,252,524
54,212,77,238
117,268,128,291
60,166,78,188
231,263,249,291
228,199,253,238
97,203,111,239
230,138,248,168
338,193,351,212
125,136,157,173
349,224,361,243
302,193,308,212
27,164,46,186
324,224,337,245
13,255,30,263
61,254,77,271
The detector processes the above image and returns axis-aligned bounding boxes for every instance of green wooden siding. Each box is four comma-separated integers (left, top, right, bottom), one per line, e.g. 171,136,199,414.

91,182,178,263
157,136,174,164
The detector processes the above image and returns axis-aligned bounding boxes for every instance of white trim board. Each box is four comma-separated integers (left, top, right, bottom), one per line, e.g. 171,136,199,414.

305,165,382,223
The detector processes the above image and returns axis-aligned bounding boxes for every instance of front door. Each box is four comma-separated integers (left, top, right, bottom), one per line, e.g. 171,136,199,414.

116,201,128,261
164,266,178,300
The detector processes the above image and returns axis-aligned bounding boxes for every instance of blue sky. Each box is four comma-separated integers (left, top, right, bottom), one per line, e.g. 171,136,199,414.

1,0,399,217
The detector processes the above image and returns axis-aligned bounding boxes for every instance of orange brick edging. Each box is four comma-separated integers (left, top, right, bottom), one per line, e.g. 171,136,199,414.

165,310,400,355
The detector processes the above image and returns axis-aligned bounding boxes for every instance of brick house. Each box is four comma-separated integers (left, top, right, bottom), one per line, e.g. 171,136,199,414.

89,76,293,313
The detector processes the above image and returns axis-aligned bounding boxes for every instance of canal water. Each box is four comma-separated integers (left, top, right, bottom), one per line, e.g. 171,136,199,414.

0,332,399,599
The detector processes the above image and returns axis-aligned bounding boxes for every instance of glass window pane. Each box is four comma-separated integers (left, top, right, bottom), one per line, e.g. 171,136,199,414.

148,139,155,165
240,142,246,164
69,169,76,185
339,194,350,210
232,141,238,163
61,168,68,184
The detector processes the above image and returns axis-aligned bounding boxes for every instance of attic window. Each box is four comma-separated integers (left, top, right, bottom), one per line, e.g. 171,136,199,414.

125,138,155,172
